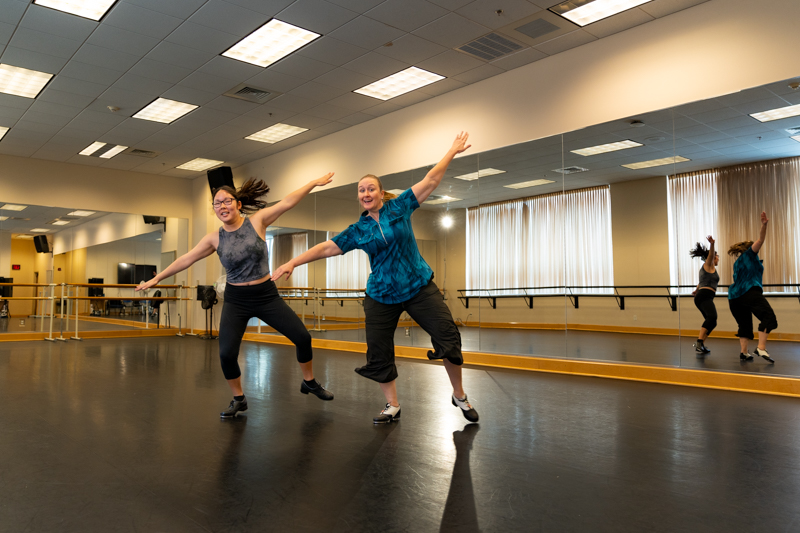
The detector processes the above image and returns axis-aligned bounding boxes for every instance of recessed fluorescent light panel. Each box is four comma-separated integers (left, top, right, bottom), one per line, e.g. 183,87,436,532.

30,228,49,233
34,0,117,21
0,216,7,221
571,139,643,156
67,210,95,217
133,98,198,124
99,145,128,159
354,67,445,101
78,142,127,158
0,126,8,140
0,64,53,98
504,179,556,189
623,156,690,169
551,0,653,27
750,103,800,123
425,195,462,205
385,189,406,196
177,158,225,171
792,135,800,143
246,124,307,144
223,19,320,68
1,204,27,211
79,142,106,156
49,220,70,226
453,168,506,181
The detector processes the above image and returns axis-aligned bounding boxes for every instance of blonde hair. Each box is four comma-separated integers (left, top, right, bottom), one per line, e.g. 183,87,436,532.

728,240,754,257
359,174,396,200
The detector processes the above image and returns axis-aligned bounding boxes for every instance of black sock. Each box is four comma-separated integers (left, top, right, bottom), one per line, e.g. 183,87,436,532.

303,379,318,388
234,395,244,401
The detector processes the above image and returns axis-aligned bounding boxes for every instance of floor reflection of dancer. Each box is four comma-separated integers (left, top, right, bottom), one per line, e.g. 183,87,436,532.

137,174,336,417
273,133,479,425
727,212,777,363
690,236,719,354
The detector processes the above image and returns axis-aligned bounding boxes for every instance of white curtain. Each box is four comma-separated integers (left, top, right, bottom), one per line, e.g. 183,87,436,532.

326,231,370,294
467,186,614,293
667,170,718,294
272,233,308,288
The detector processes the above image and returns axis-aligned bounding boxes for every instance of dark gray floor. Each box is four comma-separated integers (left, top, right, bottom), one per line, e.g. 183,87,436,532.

1,337,799,532
0,317,143,333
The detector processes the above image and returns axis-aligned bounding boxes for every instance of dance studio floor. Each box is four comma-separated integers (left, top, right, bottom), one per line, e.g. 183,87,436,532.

0,317,144,333
1,337,799,532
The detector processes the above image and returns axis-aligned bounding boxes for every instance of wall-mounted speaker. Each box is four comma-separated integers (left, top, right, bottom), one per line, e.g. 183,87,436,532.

33,235,50,254
208,166,234,195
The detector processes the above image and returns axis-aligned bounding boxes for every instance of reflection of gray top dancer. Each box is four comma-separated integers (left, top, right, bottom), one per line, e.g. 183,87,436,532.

690,235,719,354
136,173,335,417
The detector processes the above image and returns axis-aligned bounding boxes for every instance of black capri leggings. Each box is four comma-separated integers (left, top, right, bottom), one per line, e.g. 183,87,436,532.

359,279,463,384
728,287,778,340
693,289,717,333
218,280,312,380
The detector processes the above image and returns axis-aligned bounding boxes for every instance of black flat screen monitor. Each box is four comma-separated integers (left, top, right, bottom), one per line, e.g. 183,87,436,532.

88,278,104,297
118,263,135,285
134,264,156,284
0,277,12,298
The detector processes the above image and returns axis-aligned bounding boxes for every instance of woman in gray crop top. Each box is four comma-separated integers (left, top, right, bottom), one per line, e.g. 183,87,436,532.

137,173,335,418
690,236,719,355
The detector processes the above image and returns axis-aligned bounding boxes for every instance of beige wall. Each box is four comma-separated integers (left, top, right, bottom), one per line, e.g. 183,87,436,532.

8,240,36,316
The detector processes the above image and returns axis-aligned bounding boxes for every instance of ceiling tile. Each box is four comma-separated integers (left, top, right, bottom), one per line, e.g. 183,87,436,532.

452,63,504,84
326,92,377,111
417,77,465,96
305,102,353,121
184,106,240,125
101,126,155,146
296,36,369,65
0,93,35,111
269,54,338,79
733,96,792,116
111,73,174,97
50,126,110,143
326,0,384,10
145,41,217,70
104,3,184,40
223,0,295,16
0,46,68,74
583,6,654,39
198,55,264,81
204,96,260,114
640,0,710,18
161,85,221,106
417,49,484,77
360,100,401,117
534,29,596,56
0,0,27,26
60,60,124,85
0,107,26,123
708,115,764,132
19,4,97,40
0,140,40,157
315,67,377,91
12,120,61,135
373,34,448,64
428,0,473,9
276,0,359,34
263,93,318,113
245,69,308,93
92,87,159,115
412,13,491,49
490,46,547,71
279,113,331,129
366,0,448,32
124,0,208,19
188,0,266,35
72,43,143,72
86,24,161,57
0,21,14,46
337,112,372,126
457,0,544,30
179,70,241,95
17,109,72,127
166,21,241,54
342,51,409,79
128,58,194,84
288,81,349,102
9,27,84,59
31,145,81,161
310,120,349,136
329,16,406,50
203,138,265,159
225,114,284,132
36,87,95,109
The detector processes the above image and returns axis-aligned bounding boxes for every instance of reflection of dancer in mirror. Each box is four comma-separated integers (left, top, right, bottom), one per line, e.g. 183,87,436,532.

272,133,479,425
137,174,336,417
690,236,719,354
727,212,777,363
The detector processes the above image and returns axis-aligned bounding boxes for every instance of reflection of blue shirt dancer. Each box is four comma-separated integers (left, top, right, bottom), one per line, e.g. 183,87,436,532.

727,211,777,363
273,133,479,425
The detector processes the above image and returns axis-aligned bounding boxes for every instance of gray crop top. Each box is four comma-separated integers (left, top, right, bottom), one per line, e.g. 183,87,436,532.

698,266,719,291
217,217,270,284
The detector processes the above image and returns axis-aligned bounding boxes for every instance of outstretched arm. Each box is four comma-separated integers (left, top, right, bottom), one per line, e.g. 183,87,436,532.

251,172,334,231
271,240,343,281
136,233,216,291
411,132,471,204
703,235,716,272
751,212,768,254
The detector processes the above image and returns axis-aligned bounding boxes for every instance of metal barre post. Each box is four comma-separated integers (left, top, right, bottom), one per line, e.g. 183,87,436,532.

56,283,67,341
44,284,56,342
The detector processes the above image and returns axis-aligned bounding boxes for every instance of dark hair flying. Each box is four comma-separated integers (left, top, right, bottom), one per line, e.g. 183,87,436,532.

689,242,710,261
212,177,270,214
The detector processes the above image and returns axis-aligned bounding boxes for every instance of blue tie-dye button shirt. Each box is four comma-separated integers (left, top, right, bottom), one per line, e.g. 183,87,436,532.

332,188,433,304
728,247,763,300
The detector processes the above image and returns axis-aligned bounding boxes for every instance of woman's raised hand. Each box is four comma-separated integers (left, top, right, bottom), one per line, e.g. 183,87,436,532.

706,235,715,245
761,211,769,225
312,172,334,188
451,131,471,154
271,263,294,282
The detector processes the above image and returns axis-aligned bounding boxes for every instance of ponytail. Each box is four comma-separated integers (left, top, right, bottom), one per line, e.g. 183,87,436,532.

212,177,270,214
689,242,709,261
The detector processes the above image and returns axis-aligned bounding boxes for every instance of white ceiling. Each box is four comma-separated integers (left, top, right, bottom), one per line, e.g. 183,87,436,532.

0,0,708,178
0,203,107,235
315,76,800,209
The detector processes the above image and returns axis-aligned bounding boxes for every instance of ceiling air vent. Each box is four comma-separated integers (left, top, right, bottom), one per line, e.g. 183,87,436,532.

457,33,525,61
124,148,160,158
553,166,589,174
224,84,281,104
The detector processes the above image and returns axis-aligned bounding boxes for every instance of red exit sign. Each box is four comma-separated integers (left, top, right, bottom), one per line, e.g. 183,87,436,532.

12,265,20,270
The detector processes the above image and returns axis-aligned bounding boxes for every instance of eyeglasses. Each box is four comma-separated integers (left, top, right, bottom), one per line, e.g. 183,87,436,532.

212,198,236,209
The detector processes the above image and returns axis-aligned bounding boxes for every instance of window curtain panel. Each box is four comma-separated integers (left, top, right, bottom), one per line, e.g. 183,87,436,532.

716,157,800,292
272,232,308,288
326,231,371,295
667,170,719,293
467,186,614,294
